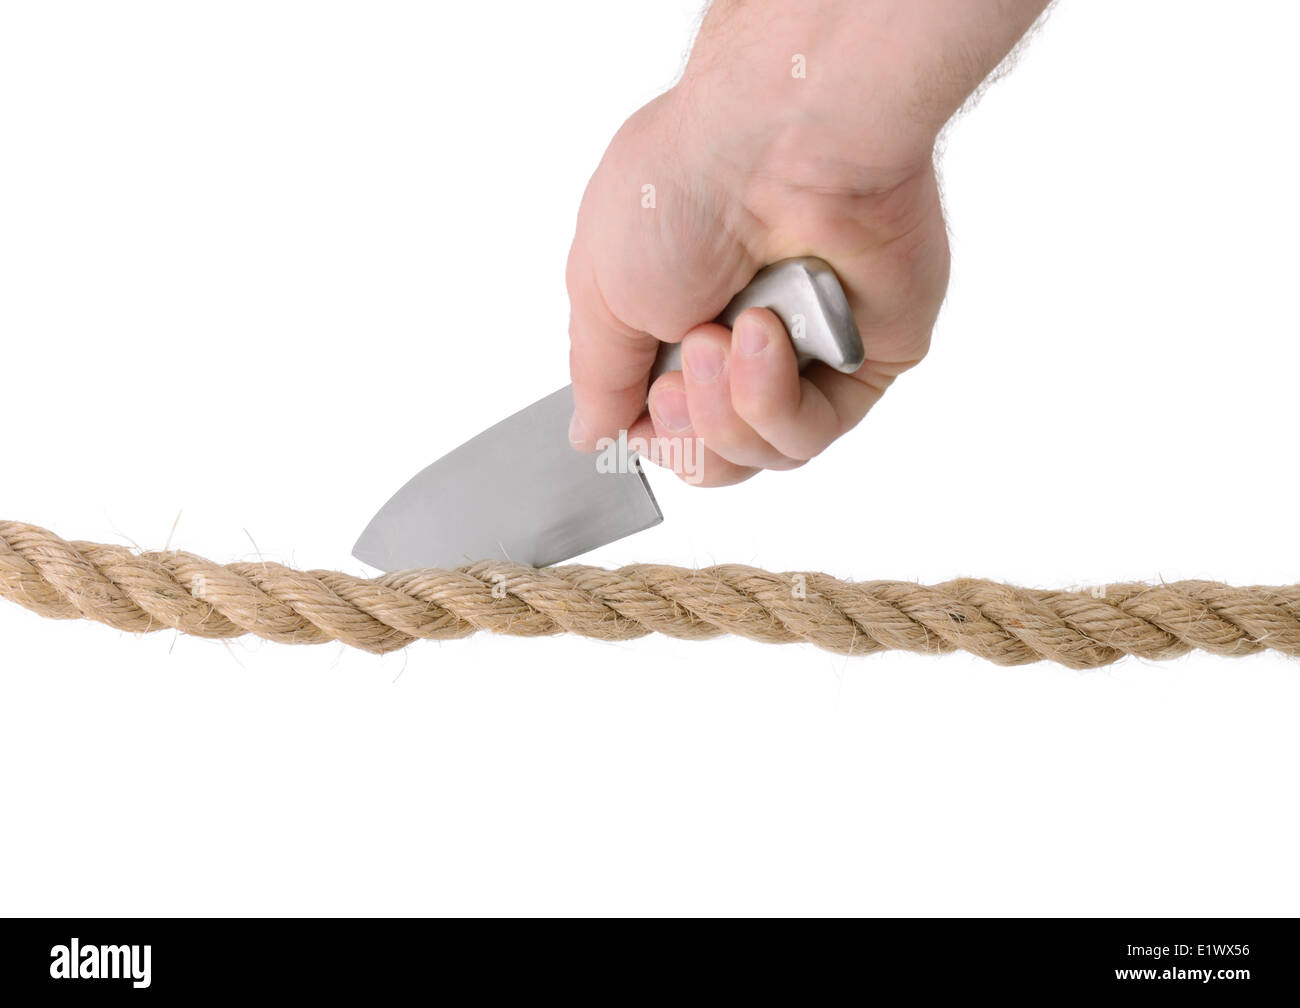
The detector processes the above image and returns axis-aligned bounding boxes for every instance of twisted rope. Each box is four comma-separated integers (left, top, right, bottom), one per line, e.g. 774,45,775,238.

2,520,1298,667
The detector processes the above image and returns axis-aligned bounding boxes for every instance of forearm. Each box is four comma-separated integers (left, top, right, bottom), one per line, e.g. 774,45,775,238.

679,0,1052,183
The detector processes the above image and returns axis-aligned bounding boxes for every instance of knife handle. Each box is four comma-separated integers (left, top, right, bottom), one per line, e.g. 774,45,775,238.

647,257,864,385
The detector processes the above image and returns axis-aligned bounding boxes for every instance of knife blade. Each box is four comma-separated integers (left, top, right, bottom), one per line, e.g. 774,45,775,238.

352,257,863,571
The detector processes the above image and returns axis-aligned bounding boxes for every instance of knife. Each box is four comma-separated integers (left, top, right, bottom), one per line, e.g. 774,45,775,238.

352,256,864,571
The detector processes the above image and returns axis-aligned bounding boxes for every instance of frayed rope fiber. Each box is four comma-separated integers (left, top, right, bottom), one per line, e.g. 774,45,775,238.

3,519,1299,668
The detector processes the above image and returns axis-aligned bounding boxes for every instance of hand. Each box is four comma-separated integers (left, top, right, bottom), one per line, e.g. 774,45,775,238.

565,0,1048,487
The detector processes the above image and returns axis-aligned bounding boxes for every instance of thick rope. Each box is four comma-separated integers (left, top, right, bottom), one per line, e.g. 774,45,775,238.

2,519,1298,668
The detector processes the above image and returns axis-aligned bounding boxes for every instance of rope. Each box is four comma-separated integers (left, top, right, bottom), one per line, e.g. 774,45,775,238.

2,519,1297,667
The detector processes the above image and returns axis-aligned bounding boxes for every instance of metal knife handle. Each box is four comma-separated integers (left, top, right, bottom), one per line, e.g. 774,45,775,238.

647,257,864,385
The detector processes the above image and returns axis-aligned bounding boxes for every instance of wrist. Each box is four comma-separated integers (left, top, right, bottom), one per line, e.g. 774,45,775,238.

678,2,938,191
678,0,1049,187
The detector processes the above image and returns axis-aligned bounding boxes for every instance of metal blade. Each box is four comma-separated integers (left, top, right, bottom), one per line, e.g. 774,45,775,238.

352,385,663,571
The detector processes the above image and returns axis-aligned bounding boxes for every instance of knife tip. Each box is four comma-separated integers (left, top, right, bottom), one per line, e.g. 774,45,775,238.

351,524,391,573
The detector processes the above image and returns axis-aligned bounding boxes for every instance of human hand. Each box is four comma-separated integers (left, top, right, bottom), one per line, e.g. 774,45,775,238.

565,0,1048,486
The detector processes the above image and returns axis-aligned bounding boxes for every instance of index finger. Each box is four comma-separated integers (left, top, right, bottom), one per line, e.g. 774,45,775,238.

566,259,662,451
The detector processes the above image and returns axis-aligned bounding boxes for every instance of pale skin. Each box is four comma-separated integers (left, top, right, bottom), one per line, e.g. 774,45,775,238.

567,0,1052,485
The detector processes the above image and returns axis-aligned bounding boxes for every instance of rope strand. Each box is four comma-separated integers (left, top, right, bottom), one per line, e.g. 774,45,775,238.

3,520,1298,667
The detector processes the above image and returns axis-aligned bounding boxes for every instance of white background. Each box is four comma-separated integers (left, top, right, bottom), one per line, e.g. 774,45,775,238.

2,1,1298,916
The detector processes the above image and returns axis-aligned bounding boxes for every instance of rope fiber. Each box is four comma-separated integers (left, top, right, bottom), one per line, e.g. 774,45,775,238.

2,520,1298,667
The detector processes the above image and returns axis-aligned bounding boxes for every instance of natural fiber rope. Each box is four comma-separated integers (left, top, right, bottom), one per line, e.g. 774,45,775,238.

2,519,1298,667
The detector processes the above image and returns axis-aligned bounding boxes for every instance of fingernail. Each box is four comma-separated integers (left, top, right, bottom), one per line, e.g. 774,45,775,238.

568,411,588,446
651,385,691,432
685,340,724,382
736,315,769,357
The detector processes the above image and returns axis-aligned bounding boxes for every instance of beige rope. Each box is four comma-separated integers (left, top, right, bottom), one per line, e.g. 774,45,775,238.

2,519,1298,667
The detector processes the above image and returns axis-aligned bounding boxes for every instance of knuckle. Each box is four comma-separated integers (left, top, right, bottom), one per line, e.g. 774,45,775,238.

733,377,799,432
701,429,782,470
734,390,794,431
691,409,761,461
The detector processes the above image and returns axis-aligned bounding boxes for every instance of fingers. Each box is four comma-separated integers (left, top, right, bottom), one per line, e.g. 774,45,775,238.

681,323,797,471
672,309,842,472
565,256,660,452
571,279,928,488
727,308,842,460
644,372,758,487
